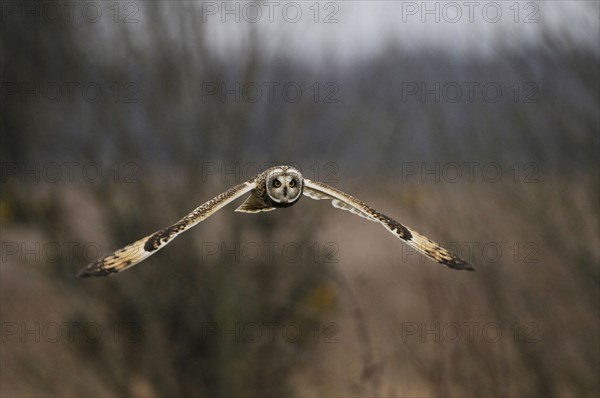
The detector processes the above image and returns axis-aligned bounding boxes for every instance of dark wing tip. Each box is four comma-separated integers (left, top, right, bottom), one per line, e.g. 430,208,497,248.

443,257,476,271
77,269,92,278
77,262,117,278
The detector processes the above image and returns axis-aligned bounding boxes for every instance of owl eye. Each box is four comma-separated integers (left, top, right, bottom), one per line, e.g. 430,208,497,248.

274,180,281,188
289,180,295,188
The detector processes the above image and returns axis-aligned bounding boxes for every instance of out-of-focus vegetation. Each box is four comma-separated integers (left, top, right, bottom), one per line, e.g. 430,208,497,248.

1,1,598,397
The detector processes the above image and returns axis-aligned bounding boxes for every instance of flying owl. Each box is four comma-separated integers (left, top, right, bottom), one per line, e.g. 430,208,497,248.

77,166,473,277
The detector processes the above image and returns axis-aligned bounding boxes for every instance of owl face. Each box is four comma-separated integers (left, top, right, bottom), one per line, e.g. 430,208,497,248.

265,167,303,206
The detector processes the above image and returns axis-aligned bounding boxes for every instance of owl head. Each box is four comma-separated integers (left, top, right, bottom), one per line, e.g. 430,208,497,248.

266,166,303,206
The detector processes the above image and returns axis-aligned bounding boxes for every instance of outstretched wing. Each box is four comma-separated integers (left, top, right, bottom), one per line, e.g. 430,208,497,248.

78,181,256,277
303,179,474,271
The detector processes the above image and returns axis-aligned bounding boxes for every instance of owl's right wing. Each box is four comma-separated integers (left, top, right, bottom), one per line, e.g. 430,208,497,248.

303,179,474,271
77,181,256,277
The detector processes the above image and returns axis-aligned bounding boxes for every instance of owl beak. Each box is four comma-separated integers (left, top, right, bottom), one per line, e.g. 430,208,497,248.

283,187,288,197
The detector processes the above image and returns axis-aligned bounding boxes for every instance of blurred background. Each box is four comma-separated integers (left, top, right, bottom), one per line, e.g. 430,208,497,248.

1,1,599,396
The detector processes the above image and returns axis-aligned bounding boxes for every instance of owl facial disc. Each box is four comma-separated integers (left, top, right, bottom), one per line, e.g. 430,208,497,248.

266,167,303,205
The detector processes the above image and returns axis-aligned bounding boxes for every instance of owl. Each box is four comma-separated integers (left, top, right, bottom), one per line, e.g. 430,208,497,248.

78,165,473,277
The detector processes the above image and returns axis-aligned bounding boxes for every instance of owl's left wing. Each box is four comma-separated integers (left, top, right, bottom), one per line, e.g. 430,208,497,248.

303,179,474,271
77,181,256,277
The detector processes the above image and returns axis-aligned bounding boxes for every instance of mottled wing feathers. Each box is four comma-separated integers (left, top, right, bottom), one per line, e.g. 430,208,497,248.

304,186,374,220
78,181,256,277
303,179,473,271
406,230,472,270
303,187,333,201
77,234,156,277
331,199,378,221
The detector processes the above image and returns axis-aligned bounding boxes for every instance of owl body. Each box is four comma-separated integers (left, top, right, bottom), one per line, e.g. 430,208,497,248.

78,165,473,277
240,166,304,211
